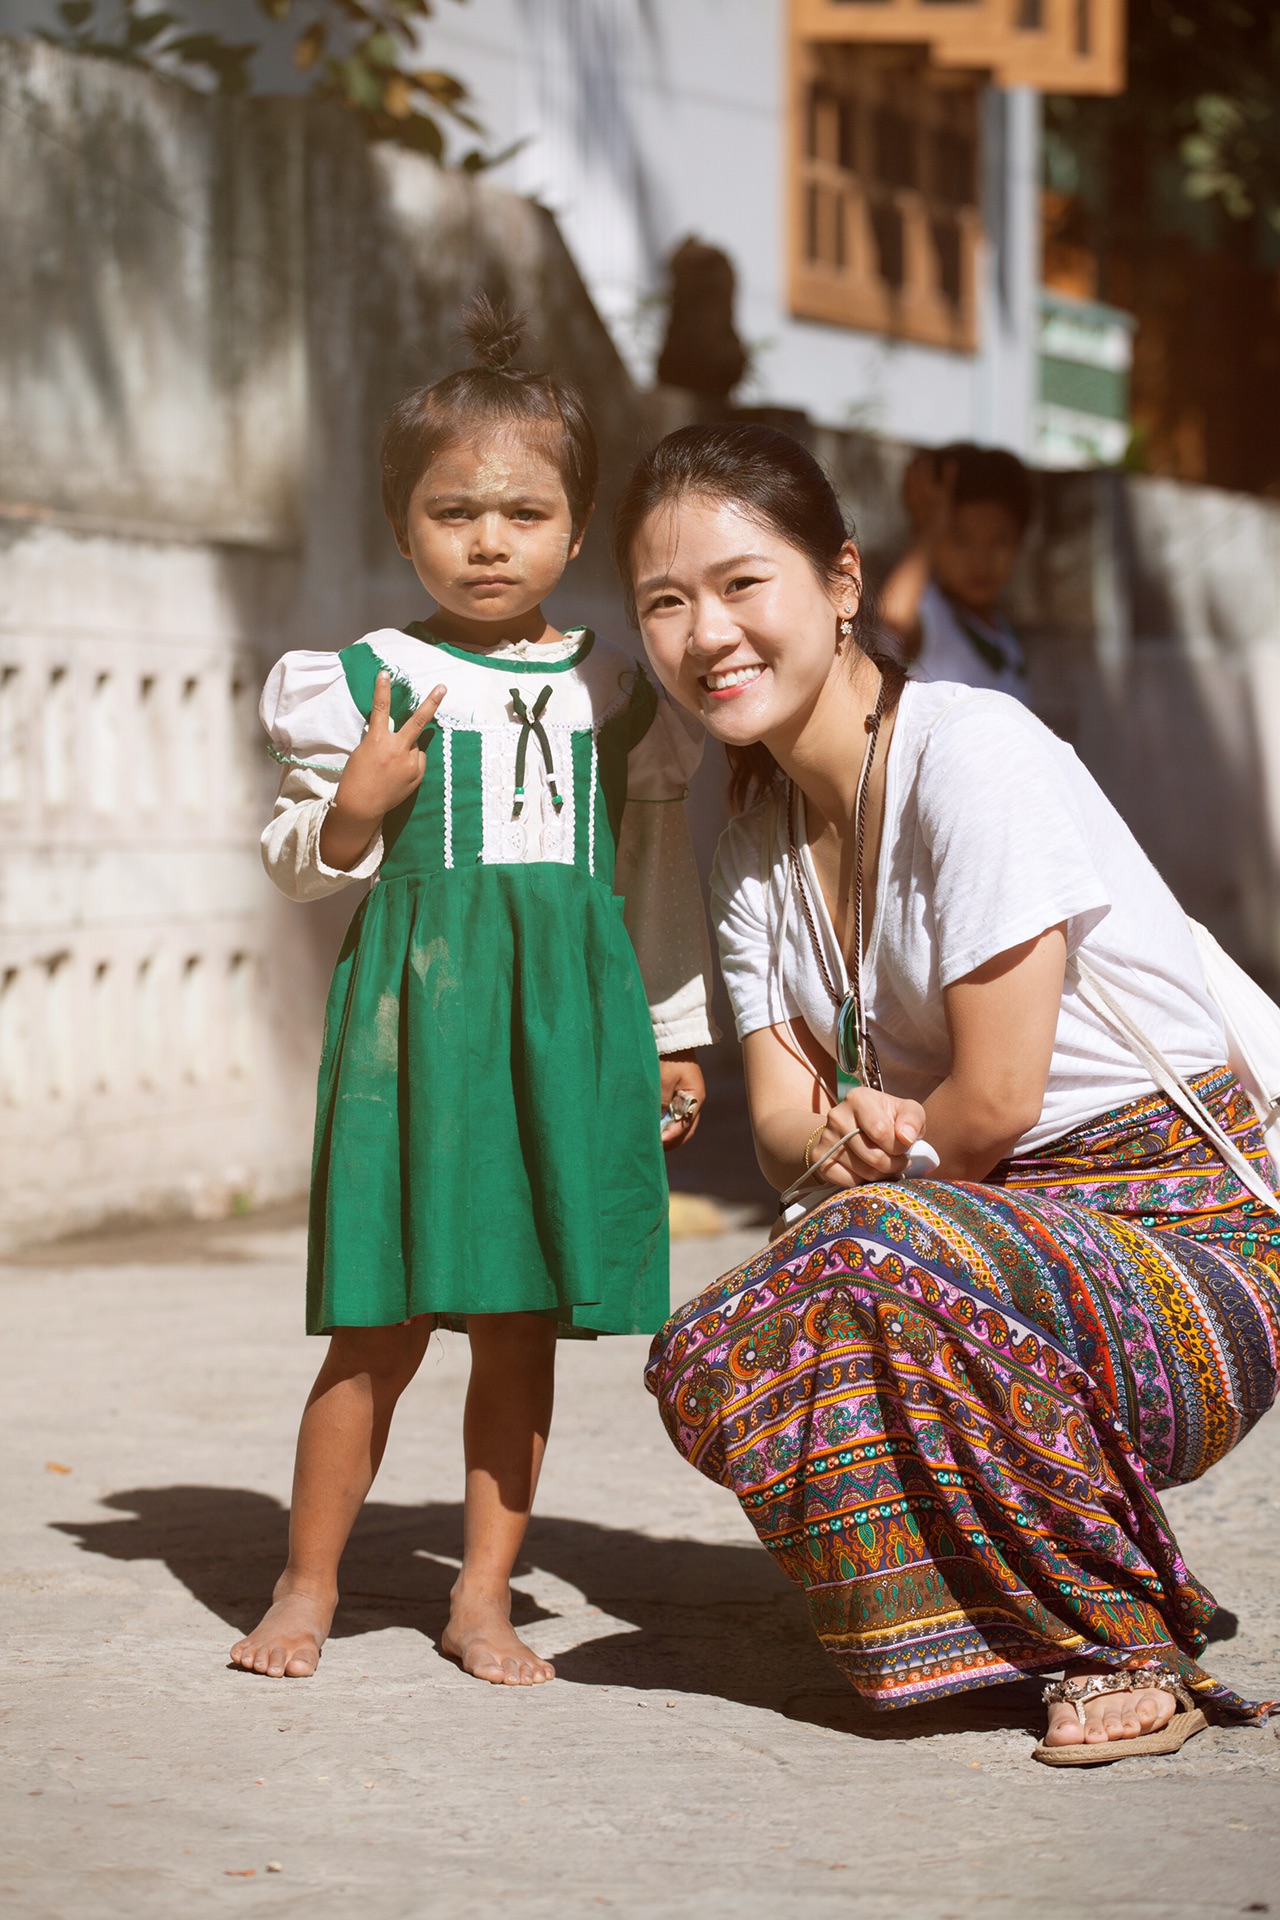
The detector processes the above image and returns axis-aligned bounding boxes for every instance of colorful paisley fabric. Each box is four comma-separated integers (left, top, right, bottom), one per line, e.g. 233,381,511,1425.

645,1070,1280,1719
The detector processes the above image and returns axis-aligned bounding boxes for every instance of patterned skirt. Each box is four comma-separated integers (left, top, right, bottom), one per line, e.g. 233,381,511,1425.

645,1070,1280,1720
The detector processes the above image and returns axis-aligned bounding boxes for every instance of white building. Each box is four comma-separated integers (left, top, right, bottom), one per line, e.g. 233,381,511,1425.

419,0,1124,455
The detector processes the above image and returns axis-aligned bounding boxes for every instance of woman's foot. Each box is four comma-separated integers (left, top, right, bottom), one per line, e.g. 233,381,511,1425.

441,1588,555,1686
229,1583,337,1678
1042,1666,1179,1748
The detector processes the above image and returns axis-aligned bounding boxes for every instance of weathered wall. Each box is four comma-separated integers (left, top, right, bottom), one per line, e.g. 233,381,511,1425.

0,48,305,542
0,38,645,1247
1012,472,1280,989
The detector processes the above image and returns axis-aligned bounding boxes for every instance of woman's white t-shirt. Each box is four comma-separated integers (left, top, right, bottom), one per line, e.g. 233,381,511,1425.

712,680,1227,1155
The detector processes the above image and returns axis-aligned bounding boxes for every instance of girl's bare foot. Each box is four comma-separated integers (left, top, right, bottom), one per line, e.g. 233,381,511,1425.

441,1589,555,1686
229,1583,336,1679
1042,1667,1178,1748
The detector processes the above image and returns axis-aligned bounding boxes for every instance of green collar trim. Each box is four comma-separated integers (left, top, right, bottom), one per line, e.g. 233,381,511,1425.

403,622,595,674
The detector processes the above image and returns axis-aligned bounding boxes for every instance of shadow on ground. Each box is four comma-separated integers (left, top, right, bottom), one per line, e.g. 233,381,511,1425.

54,1486,1053,1741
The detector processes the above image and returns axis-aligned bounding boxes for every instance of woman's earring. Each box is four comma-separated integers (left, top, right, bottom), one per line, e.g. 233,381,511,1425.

837,608,854,651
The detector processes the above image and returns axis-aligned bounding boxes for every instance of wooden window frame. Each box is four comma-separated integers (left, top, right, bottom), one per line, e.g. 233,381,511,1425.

786,1,1125,347
790,42,982,351
789,0,1125,96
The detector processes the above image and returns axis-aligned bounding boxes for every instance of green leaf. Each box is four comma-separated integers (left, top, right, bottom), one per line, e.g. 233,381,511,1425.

336,55,385,112
458,134,528,174
413,66,466,104
393,111,444,157
1179,134,1218,166
361,29,402,68
293,21,326,70
125,10,176,49
1192,92,1246,137
167,32,258,88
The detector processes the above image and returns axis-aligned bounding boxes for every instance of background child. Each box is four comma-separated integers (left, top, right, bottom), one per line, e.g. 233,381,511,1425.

232,299,714,1686
879,442,1033,697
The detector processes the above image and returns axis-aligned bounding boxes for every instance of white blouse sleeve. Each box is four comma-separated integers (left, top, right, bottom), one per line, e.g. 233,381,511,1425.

615,692,717,1052
711,803,797,1041
259,651,383,902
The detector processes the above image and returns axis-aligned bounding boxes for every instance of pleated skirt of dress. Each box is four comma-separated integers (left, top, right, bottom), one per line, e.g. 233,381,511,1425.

307,862,668,1338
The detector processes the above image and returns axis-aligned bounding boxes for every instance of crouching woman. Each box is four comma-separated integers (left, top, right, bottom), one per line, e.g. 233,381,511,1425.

614,423,1280,1765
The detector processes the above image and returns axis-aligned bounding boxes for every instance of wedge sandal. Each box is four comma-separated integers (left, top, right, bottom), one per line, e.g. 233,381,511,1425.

1033,1662,1208,1767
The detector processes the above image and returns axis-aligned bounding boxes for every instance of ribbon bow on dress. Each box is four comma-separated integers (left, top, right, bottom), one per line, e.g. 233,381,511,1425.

509,685,563,819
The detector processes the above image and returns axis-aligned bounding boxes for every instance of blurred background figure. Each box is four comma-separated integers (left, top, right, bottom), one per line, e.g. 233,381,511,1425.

879,444,1033,696
656,238,748,401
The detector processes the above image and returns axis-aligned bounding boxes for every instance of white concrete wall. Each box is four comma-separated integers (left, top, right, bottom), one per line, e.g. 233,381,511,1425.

417,0,1040,452
1014,472,1280,987
0,518,324,1236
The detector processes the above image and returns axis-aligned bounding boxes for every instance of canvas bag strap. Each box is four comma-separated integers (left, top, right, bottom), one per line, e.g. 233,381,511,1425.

1069,955,1280,1220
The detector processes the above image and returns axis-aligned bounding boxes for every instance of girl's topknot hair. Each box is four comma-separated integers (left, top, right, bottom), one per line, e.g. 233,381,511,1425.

460,291,527,374
379,293,598,540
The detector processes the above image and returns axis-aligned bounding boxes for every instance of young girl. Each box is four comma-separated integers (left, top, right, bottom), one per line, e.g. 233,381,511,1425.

231,300,714,1686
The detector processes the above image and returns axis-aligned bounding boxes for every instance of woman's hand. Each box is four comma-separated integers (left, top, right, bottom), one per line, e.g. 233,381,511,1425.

660,1053,706,1150
320,669,446,872
809,1086,926,1187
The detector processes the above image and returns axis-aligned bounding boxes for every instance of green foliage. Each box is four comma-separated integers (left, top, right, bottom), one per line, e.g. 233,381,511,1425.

34,0,498,166
42,0,258,89
1046,2,1280,250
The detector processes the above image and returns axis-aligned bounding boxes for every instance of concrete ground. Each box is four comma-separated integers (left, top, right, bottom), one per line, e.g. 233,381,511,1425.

3,1182,1279,1919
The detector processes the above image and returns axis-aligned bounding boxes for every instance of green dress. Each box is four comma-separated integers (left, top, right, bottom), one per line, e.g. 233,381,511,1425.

262,625,691,1338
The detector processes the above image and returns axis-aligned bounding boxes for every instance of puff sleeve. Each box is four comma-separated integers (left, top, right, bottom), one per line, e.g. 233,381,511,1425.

615,691,718,1053
259,651,384,902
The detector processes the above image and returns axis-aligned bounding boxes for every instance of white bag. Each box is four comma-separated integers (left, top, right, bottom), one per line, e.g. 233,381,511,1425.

1070,923,1280,1218
1186,918,1280,1180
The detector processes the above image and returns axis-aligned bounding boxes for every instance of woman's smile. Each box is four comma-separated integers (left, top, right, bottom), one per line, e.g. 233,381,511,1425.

701,663,766,698
629,495,863,748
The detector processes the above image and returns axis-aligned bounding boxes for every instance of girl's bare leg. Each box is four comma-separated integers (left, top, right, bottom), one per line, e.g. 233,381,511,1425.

229,1320,432,1677
441,1312,558,1686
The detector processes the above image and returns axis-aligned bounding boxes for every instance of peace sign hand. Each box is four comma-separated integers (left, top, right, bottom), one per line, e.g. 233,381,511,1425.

318,670,446,873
